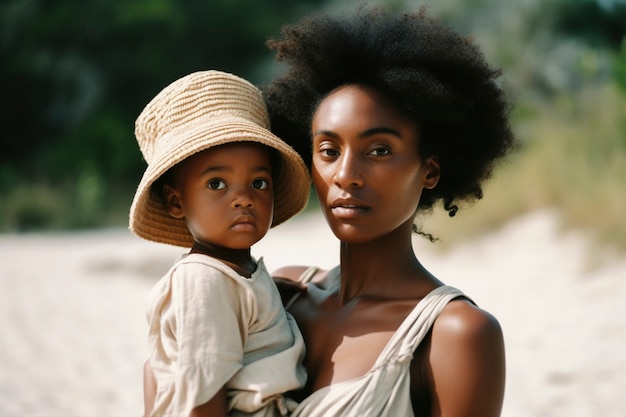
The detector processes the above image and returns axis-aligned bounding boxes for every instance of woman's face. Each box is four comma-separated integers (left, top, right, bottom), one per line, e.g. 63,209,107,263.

311,84,439,243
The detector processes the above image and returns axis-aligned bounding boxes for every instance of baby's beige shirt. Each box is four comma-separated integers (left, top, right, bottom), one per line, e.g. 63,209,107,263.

146,254,306,417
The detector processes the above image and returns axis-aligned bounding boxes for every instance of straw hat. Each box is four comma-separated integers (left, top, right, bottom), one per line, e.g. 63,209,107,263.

129,70,310,247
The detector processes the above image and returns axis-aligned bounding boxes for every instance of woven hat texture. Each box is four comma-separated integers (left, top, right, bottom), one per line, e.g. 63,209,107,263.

129,70,310,247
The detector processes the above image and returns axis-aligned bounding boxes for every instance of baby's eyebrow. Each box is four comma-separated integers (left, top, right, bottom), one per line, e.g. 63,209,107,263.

251,166,272,174
200,165,272,176
200,165,231,176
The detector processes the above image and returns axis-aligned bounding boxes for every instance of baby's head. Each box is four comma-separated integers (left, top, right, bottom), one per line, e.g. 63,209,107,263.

130,71,310,247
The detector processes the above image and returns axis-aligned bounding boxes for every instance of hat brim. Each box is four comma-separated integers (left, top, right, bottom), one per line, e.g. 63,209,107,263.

129,115,310,247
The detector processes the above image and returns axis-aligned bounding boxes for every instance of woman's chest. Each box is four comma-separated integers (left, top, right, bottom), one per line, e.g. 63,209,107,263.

293,297,418,390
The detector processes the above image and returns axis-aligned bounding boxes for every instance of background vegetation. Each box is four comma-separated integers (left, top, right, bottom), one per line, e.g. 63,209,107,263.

1,0,625,250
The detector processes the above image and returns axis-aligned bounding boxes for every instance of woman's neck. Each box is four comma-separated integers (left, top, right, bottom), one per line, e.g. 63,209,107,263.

190,240,256,278
337,219,439,303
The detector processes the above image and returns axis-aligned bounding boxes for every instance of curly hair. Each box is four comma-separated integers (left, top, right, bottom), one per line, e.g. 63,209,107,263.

263,6,516,217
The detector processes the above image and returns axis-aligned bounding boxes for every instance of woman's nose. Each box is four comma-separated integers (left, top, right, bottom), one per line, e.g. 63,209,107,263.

334,151,363,188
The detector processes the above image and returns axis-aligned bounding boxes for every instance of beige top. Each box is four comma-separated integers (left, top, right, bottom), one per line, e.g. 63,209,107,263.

146,254,306,417
290,270,466,417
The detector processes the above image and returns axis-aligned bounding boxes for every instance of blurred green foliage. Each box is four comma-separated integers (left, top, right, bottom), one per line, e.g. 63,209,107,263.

419,0,626,251
1,0,325,230
1,0,625,248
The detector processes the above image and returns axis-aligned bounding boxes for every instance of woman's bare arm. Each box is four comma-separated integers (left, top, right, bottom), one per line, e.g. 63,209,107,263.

424,300,506,417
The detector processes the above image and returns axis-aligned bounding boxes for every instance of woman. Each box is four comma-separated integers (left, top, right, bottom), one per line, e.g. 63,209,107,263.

144,6,516,417
263,6,515,417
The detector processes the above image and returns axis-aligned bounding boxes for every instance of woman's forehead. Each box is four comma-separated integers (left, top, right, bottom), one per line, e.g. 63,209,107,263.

313,84,418,133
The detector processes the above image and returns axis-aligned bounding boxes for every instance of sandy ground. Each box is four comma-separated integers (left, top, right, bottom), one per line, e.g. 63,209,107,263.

1,208,625,417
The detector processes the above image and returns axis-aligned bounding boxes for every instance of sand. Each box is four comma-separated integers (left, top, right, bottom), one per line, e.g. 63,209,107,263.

1,209,624,417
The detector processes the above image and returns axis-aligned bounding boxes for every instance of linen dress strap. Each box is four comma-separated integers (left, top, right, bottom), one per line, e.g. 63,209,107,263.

373,285,469,368
296,266,320,284
284,266,320,310
289,285,469,417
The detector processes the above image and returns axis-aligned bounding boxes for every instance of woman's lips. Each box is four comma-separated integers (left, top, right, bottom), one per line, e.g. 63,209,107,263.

332,206,368,218
330,199,370,218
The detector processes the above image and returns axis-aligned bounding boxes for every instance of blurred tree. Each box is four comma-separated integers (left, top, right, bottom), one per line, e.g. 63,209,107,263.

554,0,626,49
2,0,623,232
418,0,625,96
552,0,626,91
0,0,325,186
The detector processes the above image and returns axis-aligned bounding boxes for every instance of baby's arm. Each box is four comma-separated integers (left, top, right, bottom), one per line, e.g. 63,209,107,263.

171,263,245,415
143,359,227,417
143,360,156,417
190,386,227,417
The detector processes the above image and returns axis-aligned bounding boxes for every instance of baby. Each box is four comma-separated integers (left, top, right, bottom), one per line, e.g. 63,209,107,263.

129,70,310,417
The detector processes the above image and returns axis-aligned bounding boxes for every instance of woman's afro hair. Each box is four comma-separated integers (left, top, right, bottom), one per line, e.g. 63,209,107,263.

263,6,516,216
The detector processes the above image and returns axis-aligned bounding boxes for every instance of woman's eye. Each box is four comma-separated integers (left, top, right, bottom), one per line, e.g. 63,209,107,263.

369,147,391,156
252,179,270,190
207,179,226,190
320,148,339,157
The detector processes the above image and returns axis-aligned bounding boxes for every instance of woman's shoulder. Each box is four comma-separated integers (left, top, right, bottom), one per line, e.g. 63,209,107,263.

272,265,332,284
433,296,503,342
272,265,337,307
419,296,506,416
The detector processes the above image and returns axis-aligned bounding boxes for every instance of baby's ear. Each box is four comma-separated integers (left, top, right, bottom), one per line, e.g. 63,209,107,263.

163,184,185,218
423,156,441,190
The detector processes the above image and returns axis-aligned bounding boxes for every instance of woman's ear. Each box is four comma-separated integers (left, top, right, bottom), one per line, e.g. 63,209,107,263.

163,184,185,219
423,156,441,190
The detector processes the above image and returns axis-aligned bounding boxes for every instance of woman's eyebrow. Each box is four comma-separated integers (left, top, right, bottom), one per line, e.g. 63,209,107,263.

359,127,402,138
312,127,402,139
312,129,338,138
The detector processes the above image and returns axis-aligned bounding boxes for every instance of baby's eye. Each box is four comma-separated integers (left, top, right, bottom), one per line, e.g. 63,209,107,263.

252,179,270,190
207,179,226,190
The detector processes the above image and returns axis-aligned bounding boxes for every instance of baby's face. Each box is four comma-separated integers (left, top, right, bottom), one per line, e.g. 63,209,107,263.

167,142,274,249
